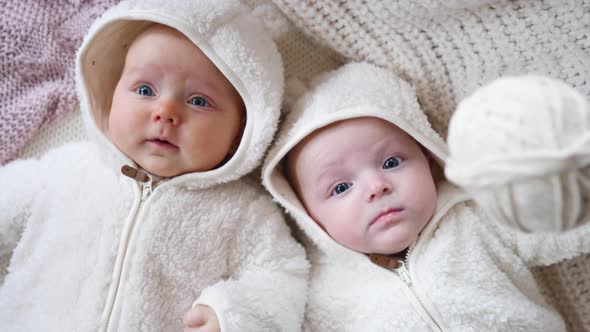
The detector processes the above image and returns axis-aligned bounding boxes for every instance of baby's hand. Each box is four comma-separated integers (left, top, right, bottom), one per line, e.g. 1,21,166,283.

183,304,220,332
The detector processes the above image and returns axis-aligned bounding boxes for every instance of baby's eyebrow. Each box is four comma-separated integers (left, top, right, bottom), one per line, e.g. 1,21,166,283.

185,77,222,96
122,63,164,77
314,160,342,185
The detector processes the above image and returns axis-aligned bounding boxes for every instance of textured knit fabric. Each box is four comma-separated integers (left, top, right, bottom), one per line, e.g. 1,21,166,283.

270,0,590,138
262,62,590,331
0,0,308,331
0,0,118,165
446,75,590,233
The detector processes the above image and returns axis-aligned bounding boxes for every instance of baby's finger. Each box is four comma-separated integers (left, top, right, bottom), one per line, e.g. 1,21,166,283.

196,320,219,332
182,308,207,327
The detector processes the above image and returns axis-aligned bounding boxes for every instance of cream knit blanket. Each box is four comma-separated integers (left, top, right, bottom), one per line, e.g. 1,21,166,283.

272,0,590,137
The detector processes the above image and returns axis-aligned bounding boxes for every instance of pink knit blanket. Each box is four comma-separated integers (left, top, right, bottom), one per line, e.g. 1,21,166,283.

0,0,118,165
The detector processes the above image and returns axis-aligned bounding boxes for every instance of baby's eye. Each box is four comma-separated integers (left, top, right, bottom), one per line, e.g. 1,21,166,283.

188,96,209,107
331,182,352,196
383,156,402,169
136,85,154,96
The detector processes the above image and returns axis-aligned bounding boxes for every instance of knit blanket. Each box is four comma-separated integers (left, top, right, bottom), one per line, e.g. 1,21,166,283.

272,0,590,137
0,0,117,165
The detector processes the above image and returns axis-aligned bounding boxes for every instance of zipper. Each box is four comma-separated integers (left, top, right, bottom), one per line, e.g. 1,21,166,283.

394,260,412,286
369,250,443,332
367,184,465,331
100,165,154,332
396,243,415,286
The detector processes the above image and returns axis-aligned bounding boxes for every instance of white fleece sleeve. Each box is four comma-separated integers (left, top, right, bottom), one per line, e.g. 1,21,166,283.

1,155,50,284
0,157,47,259
450,169,590,266
194,193,309,332
491,217,590,267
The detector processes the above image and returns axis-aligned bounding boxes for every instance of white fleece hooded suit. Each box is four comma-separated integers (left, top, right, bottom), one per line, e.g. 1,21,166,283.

0,0,307,331
262,63,590,331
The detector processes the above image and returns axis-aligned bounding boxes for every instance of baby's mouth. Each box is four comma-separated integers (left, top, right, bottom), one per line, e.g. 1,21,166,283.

147,138,178,149
370,208,404,226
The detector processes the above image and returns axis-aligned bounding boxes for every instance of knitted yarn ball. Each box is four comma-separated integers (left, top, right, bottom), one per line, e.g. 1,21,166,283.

446,75,590,232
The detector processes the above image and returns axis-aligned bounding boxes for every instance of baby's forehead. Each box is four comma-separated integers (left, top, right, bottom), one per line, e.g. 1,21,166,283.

288,119,417,174
132,23,187,44
294,117,415,155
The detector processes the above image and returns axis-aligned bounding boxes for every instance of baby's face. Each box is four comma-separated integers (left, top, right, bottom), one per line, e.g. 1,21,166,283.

289,117,437,255
108,25,244,177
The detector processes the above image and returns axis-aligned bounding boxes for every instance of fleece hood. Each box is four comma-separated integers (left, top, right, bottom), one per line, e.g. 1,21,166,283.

262,62,458,260
75,0,283,188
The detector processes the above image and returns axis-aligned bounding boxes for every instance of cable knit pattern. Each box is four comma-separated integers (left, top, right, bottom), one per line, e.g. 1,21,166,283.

0,0,118,165
271,0,590,137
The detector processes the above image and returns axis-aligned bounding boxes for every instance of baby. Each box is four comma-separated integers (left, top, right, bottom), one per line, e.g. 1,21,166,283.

262,62,590,331
0,0,307,331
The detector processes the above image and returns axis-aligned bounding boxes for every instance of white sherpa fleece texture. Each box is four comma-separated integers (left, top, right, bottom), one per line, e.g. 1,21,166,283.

0,142,308,331
262,63,583,331
76,0,284,188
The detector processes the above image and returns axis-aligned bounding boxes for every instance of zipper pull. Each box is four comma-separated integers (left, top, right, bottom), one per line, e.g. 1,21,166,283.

369,253,413,286
395,260,413,286
141,178,153,202
121,165,153,202
121,165,150,182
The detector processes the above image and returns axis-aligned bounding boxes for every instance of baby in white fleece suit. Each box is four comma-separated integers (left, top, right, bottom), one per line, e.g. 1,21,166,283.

0,0,308,331
262,62,590,331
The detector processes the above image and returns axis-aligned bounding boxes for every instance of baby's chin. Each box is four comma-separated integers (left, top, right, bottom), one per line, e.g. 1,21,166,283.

346,244,407,256
138,163,184,178
370,241,413,256
139,161,213,178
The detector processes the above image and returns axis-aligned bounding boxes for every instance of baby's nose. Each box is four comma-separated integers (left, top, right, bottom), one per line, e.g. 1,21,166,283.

367,177,392,201
153,99,180,126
